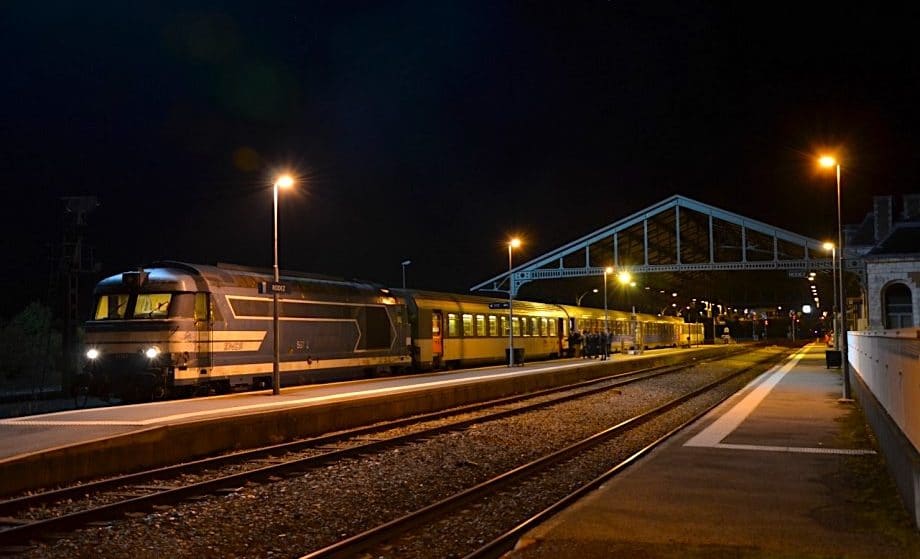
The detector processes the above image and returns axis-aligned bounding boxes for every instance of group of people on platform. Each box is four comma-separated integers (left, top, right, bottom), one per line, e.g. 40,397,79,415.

568,328,611,360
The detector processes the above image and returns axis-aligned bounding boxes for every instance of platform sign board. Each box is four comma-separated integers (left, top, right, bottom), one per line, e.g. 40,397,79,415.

259,281,288,294
488,302,510,309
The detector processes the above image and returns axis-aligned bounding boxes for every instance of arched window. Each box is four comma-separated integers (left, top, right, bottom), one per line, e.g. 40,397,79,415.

883,283,914,329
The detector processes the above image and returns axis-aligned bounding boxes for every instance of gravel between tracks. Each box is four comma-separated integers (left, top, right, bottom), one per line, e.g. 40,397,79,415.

13,347,788,559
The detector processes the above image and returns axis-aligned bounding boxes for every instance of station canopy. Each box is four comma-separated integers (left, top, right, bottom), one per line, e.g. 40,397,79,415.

470,195,836,318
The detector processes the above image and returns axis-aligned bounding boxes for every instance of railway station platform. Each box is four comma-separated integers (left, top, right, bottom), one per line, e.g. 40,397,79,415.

506,343,920,558
0,345,724,496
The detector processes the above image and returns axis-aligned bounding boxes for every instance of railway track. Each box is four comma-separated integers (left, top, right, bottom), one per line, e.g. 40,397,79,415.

300,349,775,559
0,352,750,550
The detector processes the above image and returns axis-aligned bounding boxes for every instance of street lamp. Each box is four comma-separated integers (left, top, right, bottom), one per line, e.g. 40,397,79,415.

617,270,632,312
822,241,837,349
401,260,411,289
819,155,850,400
508,238,521,367
271,173,294,395
576,288,598,306
603,267,613,333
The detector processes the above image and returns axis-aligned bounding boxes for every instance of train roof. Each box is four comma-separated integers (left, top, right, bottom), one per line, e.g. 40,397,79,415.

94,262,392,302
394,288,565,314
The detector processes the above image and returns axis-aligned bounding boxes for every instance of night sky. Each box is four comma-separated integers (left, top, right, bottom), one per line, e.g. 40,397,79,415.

2,2,919,317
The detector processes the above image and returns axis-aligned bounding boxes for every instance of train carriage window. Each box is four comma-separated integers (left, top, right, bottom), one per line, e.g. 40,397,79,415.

531,317,538,336
512,317,521,336
94,294,129,320
134,293,172,319
462,314,473,336
501,316,509,336
548,319,556,337
475,314,486,336
488,315,497,336
540,318,548,336
447,313,459,337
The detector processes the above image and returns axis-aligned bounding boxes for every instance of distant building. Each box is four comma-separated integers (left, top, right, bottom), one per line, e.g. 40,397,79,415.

845,194,920,330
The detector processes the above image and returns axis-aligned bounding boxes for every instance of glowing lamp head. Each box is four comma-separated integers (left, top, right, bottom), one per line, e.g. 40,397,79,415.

86,348,100,360
145,346,161,359
818,155,837,168
275,174,295,189
509,238,521,249
823,241,834,251
617,271,631,284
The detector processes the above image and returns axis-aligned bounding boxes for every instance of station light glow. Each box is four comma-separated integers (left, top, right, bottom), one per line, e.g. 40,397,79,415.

86,348,100,360
145,346,161,359
275,174,295,189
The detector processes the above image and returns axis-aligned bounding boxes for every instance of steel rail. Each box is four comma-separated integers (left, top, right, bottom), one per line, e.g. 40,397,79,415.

301,350,779,559
0,356,728,547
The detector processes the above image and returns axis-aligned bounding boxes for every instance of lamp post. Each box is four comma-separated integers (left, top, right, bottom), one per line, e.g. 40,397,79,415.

603,267,613,332
508,238,521,367
823,242,837,349
272,173,294,395
401,260,411,289
819,156,851,400
576,288,598,306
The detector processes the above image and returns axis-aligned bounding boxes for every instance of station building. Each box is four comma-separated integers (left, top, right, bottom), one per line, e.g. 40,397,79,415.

846,194,920,330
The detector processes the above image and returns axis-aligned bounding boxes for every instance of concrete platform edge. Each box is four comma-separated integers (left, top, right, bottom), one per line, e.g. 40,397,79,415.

0,349,730,495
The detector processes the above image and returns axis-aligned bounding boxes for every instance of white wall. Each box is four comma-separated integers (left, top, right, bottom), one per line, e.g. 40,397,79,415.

849,328,920,452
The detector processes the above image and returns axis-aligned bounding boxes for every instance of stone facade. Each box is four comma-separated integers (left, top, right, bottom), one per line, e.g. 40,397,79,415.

865,258,920,329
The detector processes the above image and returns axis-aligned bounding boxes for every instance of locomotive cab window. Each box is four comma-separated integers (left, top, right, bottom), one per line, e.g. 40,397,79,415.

134,293,173,319
94,294,130,320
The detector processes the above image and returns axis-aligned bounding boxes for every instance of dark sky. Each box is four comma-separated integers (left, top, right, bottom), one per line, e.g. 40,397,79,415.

2,1,919,317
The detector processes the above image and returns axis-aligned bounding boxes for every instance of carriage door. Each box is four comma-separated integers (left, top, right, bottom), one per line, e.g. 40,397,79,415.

557,318,565,355
431,311,443,367
194,293,212,371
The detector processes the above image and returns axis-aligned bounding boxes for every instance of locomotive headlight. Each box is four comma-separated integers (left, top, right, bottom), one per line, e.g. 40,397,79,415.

145,346,161,359
86,348,100,360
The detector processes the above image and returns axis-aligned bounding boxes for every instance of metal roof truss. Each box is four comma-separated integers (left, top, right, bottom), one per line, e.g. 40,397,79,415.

472,195,835,296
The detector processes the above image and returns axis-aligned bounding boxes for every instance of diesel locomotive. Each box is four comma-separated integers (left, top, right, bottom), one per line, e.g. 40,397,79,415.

79,262,703,401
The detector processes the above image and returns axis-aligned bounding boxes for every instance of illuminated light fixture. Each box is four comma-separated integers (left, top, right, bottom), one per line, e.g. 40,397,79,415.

86,348,100,360
275,174,295,189
145,346,161,359
671,292,678,297
617,271,631,284
802,304,812,314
